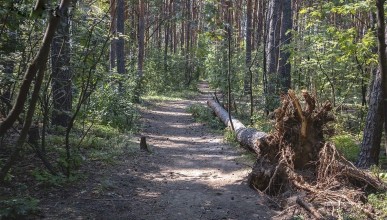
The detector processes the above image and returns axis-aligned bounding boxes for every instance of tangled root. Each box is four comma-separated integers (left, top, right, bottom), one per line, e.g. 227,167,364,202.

249,90,386,219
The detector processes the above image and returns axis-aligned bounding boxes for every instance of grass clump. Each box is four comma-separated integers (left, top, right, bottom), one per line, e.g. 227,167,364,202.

331,134,360,162
187,104,223,129
367,192,387,219
224,128,238,146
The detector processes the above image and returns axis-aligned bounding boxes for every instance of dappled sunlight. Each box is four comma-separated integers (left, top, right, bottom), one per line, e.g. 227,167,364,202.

148,110,190,116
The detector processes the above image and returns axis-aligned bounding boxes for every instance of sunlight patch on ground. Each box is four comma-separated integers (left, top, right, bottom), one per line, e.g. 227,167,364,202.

149,110,190,116
142,168,250,188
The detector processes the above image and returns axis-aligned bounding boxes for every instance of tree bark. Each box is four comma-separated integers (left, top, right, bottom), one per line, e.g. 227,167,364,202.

265,0,281,112
135,0,145,102
207,99,267,154
109,0,116,71
116,0,125,76
244,0,252,95
277,0,292,92
357,70,384,168
51,5,72,127
376,0,387,165
357,0,387,168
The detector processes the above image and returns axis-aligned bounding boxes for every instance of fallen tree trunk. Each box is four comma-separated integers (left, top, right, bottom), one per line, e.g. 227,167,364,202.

207,99,267,155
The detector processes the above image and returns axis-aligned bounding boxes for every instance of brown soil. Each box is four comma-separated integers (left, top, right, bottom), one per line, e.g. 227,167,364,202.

35,82,274,219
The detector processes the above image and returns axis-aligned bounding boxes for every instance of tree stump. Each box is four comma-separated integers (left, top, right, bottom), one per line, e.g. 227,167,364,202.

140,136,150,152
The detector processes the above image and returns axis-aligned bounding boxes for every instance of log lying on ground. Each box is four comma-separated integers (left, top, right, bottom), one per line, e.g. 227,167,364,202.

207,99,267,155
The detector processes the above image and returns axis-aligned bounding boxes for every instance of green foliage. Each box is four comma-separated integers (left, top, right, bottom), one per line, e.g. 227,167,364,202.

367,166,387,219
224,128,238,146
88,134,136,164
46,122,137,166
0,197,39,219
89,123,121,140
291,215,304,220
88,73,139,132
367,192,387,219
334,106,366,135
292,0,376,106
187,104,223,130
251,113,273,133
31,169,81,187
331,134,360,162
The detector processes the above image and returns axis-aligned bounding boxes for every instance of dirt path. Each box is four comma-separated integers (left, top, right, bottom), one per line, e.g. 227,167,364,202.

40,82,273,219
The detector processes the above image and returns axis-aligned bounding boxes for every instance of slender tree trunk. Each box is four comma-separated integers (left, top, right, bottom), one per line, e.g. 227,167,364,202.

116,0,125,76
185,0,192,85
277,0,292,92
51,5,72,127
164,0,170,72
244,0,252,95
136,0,145,102
226,0,235,131
109,0,116,71
265,0,281,112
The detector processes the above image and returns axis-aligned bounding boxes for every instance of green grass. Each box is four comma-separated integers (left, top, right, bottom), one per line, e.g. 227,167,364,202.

224,128,238,146
43,122,138,176
368,192,387,219
331,134,360,162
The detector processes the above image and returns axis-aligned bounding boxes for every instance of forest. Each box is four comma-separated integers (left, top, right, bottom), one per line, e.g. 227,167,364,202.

1,0,387,219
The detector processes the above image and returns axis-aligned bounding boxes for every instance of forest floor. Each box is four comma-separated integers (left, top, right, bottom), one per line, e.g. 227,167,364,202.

36,82,274,219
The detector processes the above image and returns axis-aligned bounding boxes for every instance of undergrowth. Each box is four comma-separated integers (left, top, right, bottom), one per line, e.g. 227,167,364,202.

0,197,40,219
331,133,360,162
187,103,223,130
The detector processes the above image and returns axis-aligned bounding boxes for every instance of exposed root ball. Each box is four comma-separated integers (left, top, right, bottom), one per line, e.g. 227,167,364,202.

249,90,386,218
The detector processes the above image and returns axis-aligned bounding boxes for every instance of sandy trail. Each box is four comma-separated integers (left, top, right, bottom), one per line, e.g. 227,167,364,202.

40,82,273,219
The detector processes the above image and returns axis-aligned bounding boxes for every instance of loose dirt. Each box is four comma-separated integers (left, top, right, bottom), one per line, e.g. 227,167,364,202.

38,82,273,219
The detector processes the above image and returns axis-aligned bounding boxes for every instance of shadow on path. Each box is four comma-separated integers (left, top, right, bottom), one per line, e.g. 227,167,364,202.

40,82,274,220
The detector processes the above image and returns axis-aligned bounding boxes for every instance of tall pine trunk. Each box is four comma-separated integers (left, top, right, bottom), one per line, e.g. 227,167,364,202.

265,0,281,112
135,0,145,102
357,69,384,167
277,0,292,92
357,0,387,167
109,0,116,71
51,5,72,127
244,0,252,95
116,0,125,76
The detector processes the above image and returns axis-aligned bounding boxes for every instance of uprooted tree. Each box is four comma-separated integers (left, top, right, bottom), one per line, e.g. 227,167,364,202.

208,90,386,218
